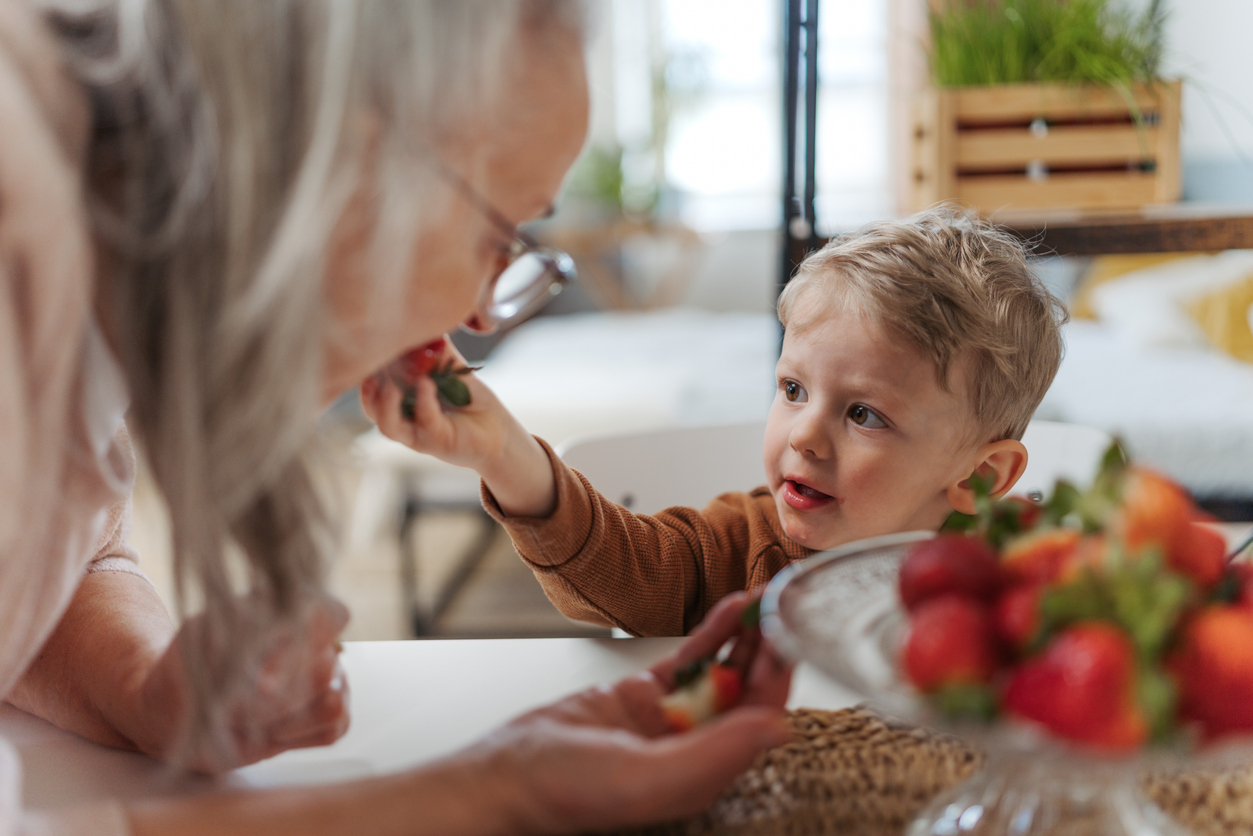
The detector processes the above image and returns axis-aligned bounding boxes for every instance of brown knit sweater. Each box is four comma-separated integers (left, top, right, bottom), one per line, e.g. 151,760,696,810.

481,439,815,636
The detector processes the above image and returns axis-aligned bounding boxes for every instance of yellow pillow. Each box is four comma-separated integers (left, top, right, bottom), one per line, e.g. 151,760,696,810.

1072,253,1207,320
1187,273,1253,364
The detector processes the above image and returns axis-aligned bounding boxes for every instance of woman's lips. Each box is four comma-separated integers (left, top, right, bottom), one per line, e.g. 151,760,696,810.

782,479,836,511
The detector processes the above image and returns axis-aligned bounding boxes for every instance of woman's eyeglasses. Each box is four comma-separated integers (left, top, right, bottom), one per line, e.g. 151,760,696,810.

436,162,575,332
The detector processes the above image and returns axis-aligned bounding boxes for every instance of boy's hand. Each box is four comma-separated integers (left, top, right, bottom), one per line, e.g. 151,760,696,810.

360,338,509,472
359,338,557,517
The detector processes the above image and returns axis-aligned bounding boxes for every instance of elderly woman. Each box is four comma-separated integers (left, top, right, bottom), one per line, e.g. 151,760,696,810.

0,0,793,833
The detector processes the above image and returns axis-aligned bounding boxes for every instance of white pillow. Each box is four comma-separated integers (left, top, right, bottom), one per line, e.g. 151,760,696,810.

1090,250,1253,351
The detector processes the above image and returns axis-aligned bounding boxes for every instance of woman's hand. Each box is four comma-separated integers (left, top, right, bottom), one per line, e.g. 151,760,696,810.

360,339,557,517
137,596,352,772
459,593,794,834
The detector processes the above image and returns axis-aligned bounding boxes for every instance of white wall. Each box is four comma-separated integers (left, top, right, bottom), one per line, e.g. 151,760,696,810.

1158,0,1253,200
1162,0,1253,160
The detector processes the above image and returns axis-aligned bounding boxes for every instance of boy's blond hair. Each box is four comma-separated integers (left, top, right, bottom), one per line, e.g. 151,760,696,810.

777,206,1067,442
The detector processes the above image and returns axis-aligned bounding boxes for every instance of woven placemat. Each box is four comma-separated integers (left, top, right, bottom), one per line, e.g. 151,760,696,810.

607,706,983,836
605,707,1253,836
1143,766,1253,835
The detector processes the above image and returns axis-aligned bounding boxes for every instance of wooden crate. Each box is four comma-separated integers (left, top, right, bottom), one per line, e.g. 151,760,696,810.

911,80,1181,215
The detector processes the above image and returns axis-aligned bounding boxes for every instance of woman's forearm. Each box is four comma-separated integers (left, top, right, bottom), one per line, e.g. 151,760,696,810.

7,570,176,754
127,757,526,836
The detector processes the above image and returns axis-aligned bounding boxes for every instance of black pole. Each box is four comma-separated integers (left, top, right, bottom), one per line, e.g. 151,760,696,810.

780,0,801,295
803,0,820,253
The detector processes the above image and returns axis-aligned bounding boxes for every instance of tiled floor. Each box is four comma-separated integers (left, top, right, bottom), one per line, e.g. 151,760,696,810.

130,442,609,641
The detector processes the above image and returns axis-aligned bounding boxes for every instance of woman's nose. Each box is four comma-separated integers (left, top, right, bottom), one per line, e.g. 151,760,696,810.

789,410,832,460
461,310,496,335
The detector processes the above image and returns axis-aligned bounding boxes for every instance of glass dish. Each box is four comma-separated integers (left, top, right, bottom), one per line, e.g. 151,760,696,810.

759,531,1239,836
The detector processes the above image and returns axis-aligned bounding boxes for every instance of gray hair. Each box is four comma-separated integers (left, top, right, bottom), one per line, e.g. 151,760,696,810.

39,0,585,764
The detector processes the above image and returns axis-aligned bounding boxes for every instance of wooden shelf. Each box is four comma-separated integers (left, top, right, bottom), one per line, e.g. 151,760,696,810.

997,204,1253,256
786,206,1253,279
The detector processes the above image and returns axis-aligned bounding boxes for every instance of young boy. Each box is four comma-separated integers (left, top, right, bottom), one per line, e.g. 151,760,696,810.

362,208,1067,637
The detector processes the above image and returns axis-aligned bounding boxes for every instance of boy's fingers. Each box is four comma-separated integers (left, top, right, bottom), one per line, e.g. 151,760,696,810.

374,376,418,446
409,375,442,431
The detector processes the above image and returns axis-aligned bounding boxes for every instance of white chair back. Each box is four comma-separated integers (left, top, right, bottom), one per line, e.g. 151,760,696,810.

555,421,768,515
555,418,1113,516
1016,419,1114,497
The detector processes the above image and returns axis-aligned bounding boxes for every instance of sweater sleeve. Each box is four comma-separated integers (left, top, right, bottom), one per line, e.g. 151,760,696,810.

481,438,768,636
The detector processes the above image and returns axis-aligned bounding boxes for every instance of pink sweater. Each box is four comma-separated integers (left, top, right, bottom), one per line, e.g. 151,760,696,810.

0,1,138,831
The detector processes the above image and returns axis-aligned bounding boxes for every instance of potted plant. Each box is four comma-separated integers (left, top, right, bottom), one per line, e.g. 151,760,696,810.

911,0,1179,215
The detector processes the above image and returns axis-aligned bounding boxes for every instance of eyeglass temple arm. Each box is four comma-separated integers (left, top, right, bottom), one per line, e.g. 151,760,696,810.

433,159,533,245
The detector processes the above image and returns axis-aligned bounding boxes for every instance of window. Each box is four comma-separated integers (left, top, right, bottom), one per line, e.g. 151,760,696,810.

602,0,891,233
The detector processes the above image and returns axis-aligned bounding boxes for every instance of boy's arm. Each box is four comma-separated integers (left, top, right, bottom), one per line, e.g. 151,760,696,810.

483,440,763,637
358,341,555,518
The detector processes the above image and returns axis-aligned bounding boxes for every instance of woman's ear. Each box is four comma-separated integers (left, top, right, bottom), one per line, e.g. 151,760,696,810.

945,439,1029,515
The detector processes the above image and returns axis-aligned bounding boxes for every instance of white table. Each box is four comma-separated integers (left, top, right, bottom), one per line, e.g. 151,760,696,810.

3,638,861,815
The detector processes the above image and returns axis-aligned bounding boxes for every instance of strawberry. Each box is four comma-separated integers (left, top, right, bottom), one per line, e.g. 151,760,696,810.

1003,622,1148,750
1001,528,1081,585
382,336,481,416
1169,606,1253,739
902,595,1001,692
940,492,1044,550
1055,534,1111,584
1113,467,1194,559
1167,522,1227,589
898,535,1002,611
998,495,1044,533
398,337,448,381
993,584,1042,652
660,601,760,733
660,661,745,733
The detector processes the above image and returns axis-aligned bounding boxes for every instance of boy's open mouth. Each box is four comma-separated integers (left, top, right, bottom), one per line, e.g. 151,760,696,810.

783,479,835,511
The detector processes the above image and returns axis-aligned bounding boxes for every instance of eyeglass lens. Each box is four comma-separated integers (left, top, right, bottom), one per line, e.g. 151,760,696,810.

485,247,576,325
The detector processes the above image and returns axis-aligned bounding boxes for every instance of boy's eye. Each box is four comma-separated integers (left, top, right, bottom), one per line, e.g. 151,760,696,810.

782,380,807,403
849,404,886,429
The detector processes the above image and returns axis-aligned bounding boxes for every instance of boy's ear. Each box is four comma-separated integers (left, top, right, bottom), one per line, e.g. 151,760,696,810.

945,439,1029,515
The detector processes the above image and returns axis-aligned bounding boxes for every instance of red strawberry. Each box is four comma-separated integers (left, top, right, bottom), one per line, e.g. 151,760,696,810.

398,337,448,382
903,596,1001,692
1000,495,1044,532
1114,467,1195,558
1056,534,1112,584
1166,522,1227,589
383,336,479,414
1003,622,1147,750
993,584,1042,652
1169,606,1253,739
898,535,1002,611
1002,528,1081,585
661,662,745,733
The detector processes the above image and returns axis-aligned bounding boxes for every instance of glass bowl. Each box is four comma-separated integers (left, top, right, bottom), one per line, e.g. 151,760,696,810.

759,531,1228,836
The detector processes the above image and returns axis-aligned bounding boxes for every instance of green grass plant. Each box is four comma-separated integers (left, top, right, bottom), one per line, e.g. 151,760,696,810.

930,0,1166,88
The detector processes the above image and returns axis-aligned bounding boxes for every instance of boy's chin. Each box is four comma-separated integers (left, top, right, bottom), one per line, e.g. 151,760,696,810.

780,519,837,551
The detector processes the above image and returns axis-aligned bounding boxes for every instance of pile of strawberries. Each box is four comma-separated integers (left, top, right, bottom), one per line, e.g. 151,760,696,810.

900,446,1253,750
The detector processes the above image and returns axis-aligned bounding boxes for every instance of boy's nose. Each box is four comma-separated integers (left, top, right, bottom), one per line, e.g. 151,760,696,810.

789,412,832,460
